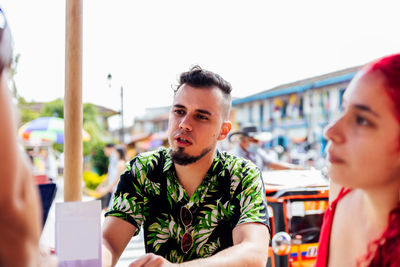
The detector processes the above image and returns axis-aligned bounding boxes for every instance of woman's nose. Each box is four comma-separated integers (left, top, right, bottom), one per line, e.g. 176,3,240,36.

323,118,344,144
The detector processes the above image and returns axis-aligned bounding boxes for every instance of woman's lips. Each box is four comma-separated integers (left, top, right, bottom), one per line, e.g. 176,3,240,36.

327,152,345,164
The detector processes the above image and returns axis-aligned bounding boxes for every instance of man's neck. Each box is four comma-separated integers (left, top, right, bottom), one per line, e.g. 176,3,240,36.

174,150,216,198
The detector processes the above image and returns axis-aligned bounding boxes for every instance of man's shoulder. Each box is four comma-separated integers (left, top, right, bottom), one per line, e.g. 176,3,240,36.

122,147,171,186
130,147,169,165
218,150,259,173
216,151,262,197
126,147,171,173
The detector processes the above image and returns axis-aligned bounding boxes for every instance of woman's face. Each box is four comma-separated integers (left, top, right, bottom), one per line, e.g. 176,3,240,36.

324,70,400,190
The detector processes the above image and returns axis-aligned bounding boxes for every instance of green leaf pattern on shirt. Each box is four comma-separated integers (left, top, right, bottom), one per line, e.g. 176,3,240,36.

105,147,269,262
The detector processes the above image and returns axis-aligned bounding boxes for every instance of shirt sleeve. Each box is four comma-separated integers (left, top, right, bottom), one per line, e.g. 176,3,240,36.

236,164,270,232
105,157,145,236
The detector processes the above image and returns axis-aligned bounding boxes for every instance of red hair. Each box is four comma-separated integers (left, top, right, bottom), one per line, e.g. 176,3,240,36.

365,54,400,124
357,53,400,266
367,205,400,266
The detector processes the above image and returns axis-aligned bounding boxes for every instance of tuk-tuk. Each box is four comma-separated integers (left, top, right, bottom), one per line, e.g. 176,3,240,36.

263,170,329,267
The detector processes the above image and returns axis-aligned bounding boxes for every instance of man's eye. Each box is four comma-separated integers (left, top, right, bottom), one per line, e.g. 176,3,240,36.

197,114,208,120
174,109,185,115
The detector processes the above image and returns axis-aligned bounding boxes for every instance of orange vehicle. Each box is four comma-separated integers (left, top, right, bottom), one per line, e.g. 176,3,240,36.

263,170,329,267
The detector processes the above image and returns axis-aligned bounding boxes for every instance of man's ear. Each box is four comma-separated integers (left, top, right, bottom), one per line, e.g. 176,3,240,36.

217,121,232,141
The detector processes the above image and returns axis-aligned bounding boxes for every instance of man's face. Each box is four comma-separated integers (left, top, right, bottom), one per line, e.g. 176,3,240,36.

168,84,231,165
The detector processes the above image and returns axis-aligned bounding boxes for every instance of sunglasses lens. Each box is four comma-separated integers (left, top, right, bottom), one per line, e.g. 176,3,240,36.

180,206,193,254
180,206,192,226
181,232,193,253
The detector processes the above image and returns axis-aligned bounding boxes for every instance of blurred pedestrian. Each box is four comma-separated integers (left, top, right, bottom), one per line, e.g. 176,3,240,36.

96,143,118,208
43,147,57,181
315,54,400,266
0,6,56,267
96,145,126,209
228,125,303,171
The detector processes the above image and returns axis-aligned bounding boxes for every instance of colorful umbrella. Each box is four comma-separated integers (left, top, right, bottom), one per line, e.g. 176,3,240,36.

19,117,91,144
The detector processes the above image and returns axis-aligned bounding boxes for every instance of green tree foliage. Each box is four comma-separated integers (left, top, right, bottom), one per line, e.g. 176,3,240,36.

82,103,108,155
40,99,111,173
41,98,64,118
17,96,113,173
17,97,40,124
90,145,109,176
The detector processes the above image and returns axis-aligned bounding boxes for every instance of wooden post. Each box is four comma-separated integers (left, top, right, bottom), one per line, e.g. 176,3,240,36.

64,0,83,201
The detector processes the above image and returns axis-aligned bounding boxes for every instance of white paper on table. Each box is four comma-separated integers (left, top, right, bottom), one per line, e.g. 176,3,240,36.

55,200,101,261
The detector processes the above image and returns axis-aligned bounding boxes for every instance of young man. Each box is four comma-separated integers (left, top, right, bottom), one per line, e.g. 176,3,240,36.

102,66,270,267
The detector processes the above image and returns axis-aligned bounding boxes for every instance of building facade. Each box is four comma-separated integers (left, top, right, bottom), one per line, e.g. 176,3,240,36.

231,65,361,156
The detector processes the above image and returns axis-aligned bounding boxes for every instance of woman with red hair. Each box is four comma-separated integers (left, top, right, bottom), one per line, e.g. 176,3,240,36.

315,53,400,266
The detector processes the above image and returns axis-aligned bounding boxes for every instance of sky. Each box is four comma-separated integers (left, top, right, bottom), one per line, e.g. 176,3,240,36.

2,0,400,129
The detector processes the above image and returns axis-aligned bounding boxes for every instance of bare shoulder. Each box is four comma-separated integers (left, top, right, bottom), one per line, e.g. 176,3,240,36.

328,190,365,266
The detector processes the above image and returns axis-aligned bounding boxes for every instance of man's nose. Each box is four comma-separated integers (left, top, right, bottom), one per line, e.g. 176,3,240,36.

179,116,192,131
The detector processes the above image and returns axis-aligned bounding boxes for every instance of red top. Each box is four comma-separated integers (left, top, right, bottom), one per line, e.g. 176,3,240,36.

315,187,351,267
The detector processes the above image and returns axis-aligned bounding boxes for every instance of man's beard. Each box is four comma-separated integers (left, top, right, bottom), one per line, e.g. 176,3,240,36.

171,145,213,166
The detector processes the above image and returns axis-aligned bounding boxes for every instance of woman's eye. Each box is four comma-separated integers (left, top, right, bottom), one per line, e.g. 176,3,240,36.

356,115,370,126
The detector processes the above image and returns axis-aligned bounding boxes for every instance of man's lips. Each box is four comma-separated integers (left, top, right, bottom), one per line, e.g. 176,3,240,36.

174,134,193,146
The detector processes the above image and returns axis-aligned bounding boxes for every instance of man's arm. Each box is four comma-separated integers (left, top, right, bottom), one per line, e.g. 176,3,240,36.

102,216,137,267
184,222,269,267
258,149,303,170
267,161,304,170
129,222,270,267
96,174,110,195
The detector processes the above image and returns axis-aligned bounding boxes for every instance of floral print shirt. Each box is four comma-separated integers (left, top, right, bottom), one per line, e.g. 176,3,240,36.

105,147,269,263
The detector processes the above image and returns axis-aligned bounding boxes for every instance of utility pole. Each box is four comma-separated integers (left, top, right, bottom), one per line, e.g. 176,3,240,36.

107,73,124,144
64,0,83,201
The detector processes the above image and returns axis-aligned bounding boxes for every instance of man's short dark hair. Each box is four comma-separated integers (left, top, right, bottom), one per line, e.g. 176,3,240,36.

175,65,232,118
176,65,232,95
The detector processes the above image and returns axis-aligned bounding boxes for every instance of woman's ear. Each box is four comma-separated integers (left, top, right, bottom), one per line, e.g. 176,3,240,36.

218,121,232,141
